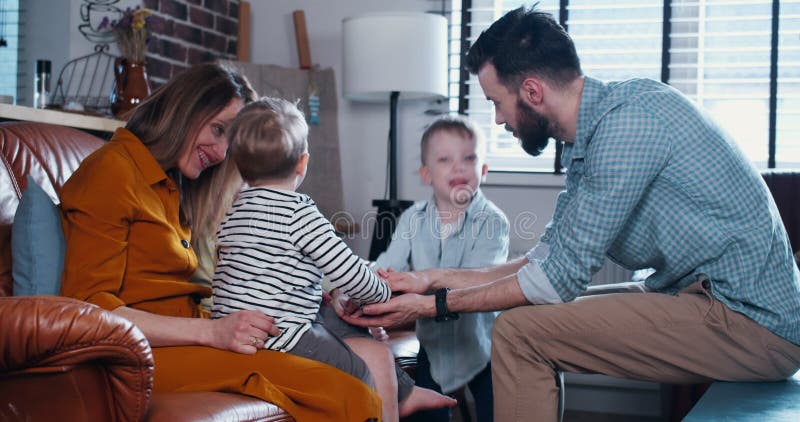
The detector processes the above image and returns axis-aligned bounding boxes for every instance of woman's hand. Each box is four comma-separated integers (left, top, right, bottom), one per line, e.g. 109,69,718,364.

208,310,281,354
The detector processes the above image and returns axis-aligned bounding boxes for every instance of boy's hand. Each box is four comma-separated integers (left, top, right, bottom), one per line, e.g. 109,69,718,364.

376,267,394,279
331,289,360,316
322,290,333,306
368,326,389,342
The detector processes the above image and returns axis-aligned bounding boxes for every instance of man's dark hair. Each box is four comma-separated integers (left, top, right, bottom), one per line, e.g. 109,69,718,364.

465,5,582,89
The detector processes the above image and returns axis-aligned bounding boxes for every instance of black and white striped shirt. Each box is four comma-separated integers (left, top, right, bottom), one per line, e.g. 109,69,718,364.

211,187,390,352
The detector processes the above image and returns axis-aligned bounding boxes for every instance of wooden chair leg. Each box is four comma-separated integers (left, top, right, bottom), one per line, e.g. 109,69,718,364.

556,371,565,422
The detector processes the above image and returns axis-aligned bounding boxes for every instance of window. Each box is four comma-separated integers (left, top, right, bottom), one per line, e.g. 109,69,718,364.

0,0,19,101
777,1,800,168
455,0,562,172
450,0,800,172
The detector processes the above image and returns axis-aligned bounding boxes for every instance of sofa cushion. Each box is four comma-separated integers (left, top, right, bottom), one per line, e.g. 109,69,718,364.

1,121,105,297
12,176,65,296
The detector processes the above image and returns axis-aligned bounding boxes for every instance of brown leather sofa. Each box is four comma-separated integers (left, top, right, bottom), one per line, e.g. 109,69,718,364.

0,121,294,421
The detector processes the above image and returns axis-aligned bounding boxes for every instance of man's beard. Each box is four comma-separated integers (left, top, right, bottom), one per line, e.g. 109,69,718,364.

510,99,552,157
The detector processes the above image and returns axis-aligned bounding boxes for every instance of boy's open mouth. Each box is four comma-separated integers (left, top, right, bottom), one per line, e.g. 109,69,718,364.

449,178,469,188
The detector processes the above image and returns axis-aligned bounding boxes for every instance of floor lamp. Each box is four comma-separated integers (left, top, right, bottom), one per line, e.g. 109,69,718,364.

343,12,448,260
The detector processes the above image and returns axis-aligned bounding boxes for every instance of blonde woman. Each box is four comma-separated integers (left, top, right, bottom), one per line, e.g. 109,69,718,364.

60,63,381,421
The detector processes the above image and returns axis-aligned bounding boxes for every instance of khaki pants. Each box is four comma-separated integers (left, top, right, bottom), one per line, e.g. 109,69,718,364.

491,278,800,422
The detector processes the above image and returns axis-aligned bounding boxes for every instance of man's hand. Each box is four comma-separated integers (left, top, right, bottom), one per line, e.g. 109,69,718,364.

383,269,440,294
340,293,434,328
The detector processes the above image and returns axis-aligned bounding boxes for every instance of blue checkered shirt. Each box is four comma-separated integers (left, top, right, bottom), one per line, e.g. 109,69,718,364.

517,77,800,345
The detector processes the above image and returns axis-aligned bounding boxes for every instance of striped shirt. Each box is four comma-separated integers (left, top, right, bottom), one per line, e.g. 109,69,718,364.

212,187,390,352
517,77,800,345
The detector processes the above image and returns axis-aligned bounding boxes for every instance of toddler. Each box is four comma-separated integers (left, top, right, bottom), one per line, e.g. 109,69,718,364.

212,97,455,421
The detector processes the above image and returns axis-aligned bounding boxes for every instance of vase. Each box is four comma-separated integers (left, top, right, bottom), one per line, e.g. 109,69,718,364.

111,58,151,119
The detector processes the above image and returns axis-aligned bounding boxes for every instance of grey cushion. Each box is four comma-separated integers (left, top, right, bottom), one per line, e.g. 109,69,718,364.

12,176,65,296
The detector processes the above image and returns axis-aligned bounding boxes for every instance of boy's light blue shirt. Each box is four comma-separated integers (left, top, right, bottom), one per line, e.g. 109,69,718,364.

517,76,800,345
376,189,510,393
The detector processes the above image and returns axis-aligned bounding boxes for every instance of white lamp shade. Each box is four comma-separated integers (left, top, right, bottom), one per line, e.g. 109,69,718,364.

343,13,448,102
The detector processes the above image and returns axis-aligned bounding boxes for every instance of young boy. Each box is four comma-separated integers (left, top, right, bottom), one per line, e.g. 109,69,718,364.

375,116,510,422
212,97,454,421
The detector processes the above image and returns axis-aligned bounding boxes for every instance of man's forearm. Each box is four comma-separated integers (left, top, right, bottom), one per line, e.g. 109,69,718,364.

351,267,532,328
432,256,528,290
447,273,530,313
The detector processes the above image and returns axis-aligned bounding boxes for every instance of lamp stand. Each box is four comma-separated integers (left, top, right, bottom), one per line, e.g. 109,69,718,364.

368,91,414,260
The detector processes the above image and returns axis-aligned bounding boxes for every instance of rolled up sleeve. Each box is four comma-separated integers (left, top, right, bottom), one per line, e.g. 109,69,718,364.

516,243,562,304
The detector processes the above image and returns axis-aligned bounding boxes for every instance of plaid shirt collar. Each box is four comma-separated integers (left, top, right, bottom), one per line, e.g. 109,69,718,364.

568,76,609,163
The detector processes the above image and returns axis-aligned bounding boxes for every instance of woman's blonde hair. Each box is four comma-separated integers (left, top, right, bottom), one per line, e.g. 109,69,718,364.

228,97,308,184
125,62,257,249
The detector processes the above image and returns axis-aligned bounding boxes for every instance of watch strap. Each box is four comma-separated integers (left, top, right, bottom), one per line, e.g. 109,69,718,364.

434,287,459,322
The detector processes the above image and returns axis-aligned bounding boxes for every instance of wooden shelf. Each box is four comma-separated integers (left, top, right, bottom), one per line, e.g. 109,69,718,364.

0,104,125,133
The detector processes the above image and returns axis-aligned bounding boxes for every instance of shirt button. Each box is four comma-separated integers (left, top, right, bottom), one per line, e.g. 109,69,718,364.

181,239,190,249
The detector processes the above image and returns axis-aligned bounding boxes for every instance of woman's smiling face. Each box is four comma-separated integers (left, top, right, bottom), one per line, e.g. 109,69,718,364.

176,99,244,179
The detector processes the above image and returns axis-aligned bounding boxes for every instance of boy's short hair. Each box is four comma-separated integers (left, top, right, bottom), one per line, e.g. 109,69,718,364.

420,115,485,165
228,97,309,183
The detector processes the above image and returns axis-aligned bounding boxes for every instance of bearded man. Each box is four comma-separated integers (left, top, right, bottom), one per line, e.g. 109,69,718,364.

346,6,800,421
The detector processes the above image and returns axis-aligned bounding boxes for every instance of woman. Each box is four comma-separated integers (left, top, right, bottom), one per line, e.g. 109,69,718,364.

60,63,381,421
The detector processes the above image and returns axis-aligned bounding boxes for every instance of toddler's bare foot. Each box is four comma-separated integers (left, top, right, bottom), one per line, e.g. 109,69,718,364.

398,386,457,417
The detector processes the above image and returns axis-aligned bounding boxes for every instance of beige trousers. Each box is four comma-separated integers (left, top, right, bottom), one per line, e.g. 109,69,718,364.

491,278,800,422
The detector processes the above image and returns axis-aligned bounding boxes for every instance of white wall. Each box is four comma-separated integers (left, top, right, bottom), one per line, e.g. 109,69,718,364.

18,0,71,105
18,0,137,106
248,0,562,257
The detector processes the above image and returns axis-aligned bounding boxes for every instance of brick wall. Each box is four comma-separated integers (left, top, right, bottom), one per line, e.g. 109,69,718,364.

142,0,240,86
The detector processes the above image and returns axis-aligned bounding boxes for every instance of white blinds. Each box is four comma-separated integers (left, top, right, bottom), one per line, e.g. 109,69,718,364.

569,1,662,81
776,1,800,168
461,0,664,172
452,0,800,171
465,0,561,172
0,0,19,100
671,0,773,166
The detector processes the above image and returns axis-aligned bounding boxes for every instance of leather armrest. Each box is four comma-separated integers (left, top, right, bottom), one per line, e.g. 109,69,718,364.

147,392,293,422
0,296,154,421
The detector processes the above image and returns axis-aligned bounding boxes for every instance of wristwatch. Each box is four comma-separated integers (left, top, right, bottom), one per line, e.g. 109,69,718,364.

434,288,459,322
